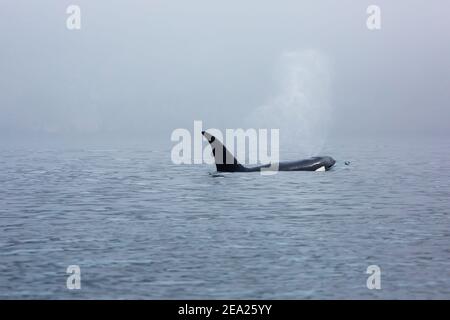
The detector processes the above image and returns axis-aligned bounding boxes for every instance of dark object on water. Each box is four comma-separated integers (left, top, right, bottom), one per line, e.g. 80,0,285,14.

345,161,351,165
202,131,336,172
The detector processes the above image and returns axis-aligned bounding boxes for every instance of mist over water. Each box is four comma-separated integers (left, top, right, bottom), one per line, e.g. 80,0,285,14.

248,50,332,159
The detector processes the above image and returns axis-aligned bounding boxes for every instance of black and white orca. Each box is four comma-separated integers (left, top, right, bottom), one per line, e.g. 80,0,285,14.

202,131,335,172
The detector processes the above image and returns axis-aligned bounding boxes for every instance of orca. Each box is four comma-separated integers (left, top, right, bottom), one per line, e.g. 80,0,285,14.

202,131,336,172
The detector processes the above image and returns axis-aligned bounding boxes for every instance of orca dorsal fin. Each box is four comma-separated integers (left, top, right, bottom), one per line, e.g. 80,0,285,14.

202,131,246,172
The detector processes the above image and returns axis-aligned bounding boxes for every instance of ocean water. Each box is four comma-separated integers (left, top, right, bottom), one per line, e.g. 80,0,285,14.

0,137,449,299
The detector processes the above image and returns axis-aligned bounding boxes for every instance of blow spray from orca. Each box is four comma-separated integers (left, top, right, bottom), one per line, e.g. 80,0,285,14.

248,49,333,158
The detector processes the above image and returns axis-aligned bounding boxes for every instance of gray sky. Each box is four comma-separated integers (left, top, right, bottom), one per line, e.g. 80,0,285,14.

1,0,449,147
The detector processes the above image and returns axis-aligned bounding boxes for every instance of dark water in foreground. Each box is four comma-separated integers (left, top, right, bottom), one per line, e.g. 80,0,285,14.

0,137,449,299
